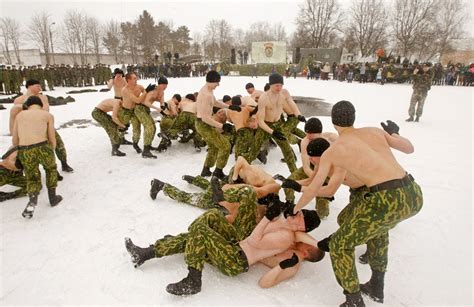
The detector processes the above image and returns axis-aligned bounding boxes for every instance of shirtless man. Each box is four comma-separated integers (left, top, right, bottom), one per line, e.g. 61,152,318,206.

10,79,74,173
195,71,231,179
248,73,297,173
280,118,338,218
124,190,322,295
106,68,127,100
0,146,27,202
292,100,423,306
12,96,63,219
157,92,182,152
91,98,127,156
226,96,258,161
119,72,149,154
134,77,168,158
245,82,264,102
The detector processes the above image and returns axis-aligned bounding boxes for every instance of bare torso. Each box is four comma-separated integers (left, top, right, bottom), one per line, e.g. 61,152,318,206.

96,98,119,113
258,91,284,123
179,99,197,113
15,109,52,146
239,164,276,187
122,84,144,109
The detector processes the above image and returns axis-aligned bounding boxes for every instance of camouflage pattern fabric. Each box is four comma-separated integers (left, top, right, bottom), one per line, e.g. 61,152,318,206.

248,121,297,173
17,143,58,194
91,108,121,145
167,111,195,138
0,167,27,197
329,181,423,293
189,175,211,190
118,108,141,143
283,116,305,144
54,131,68,163
233,127,255,162
134,104,156,146
408,92,427,118
163,183,217,210
195,120,231,169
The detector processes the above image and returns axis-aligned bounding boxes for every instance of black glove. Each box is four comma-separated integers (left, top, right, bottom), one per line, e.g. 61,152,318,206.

283,201,296,218
272,130,287,141
222,123,234,133
380,120,399,135
317,235,332,252
118,126,127,132
145,83,156,93
273,174,286,181
297,115,306,122
257,193,275,206
211,177,224,203
233,175,244,184
228,105,242,112
264,195,285,221
281,179,301,192
249,106,258,116
125,123,130,129
279,253,299,269
161,102,169,110
321,196,335,201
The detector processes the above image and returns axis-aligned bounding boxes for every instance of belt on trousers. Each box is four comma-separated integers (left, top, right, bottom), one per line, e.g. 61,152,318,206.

17,141,48,150
114,96,123,100
368,174,415,193
94,107,106,114
236,245,249,272
349,185,367,193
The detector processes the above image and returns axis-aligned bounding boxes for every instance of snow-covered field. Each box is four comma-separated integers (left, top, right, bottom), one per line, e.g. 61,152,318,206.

0,76,472,306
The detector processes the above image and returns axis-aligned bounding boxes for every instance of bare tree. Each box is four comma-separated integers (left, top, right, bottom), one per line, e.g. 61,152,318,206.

28,12,52,64
103,20,122,63
0,18,22,64
121,22,139,64
272,22,288,42
87,16,102,63
348,0,388,57
204,19,232,62
391,0,436,58
295,0,344,48
191,32,203,55
62,10,90,65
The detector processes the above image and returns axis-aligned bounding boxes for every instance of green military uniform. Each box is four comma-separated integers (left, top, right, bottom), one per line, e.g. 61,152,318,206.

54,131,68,164
283,115,306,144
118,107,141,143
329,175,423,294
409,70,433,119
91,108,121,145
167,111,203,146
233,127,255,162
3,68,11,94
152,186,258,276
249,121,297,173
0,166,27,200
17,142,58,194
134,104,156,146
195,119,231,170
158,113,176,148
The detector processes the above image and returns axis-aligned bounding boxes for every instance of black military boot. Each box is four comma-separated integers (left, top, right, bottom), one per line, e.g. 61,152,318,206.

61,161,74,172
142,145,157,159
212,167,226,180
150,179,165,200
360,269,385,303
414,115,420,122
257,149,268,164
48,188,63,206
157,141,168,153
112,144,126,157
182,175,196,184
133,143,142,154
340,290,365,307
166,267,202,296
57,171,64,181
200,166,212,177
121,138,133,145
210,176,224,203
358,250,368,264
22,193,38,219
405,116,414,122
124,237,156,268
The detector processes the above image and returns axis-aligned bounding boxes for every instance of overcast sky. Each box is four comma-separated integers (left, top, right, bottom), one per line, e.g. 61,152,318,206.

1,0,473,45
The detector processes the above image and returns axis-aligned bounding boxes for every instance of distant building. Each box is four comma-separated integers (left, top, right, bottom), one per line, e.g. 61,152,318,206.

296,48,342,65
440,38,474,65
251,41,287,64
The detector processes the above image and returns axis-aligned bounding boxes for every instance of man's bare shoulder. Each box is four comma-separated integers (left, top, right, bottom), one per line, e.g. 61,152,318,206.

13,95,27,104
281,88,291,97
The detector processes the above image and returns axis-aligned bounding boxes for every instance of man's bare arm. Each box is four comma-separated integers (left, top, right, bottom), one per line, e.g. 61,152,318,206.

9,106,22,135
384,132,414,154
258,262,300,288
106,78,114,89
112,103,126,128
12,119,19,146
47,115,57,149
232,156,247,181
254,183,281,198
142,92,161,111
256,98,273,134
283,90,301,116
122,88,146,104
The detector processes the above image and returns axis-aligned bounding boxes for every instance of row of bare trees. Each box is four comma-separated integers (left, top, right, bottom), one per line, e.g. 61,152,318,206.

0,0,469,65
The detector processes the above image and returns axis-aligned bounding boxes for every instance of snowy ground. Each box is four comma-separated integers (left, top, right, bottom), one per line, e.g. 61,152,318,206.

0,76,472,306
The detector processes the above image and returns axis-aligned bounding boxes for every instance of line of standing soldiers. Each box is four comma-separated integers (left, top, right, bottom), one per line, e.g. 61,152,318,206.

0,64,112,94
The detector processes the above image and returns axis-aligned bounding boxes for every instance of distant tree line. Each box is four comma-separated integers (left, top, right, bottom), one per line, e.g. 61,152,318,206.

0,0,469,65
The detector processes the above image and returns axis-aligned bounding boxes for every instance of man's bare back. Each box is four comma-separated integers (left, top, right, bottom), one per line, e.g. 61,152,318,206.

13,108,55,147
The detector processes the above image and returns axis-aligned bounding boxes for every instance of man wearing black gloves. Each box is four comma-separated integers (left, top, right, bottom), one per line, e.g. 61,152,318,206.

248,73,299,173
124,190,323,296
291,100,423,306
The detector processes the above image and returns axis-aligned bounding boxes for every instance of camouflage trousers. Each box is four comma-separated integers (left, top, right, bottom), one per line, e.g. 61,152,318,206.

168,112,205,147
185,175,211,190
134,104,156,146
234,127,255,162
195,119,230,169
17,143,58,194
91,108,121,145
329,181,423,293
55,131,67,163
118,108,141,143
0,167,27,197
248,121,297,173
283,116,306,144
283,167,330,218
408,90,428,118
154,186,258,275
